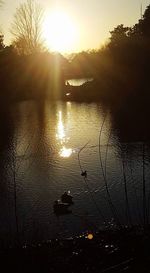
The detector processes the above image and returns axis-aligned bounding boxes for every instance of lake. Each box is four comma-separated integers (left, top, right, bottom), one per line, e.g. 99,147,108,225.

65,78,93,86
0,100,149,247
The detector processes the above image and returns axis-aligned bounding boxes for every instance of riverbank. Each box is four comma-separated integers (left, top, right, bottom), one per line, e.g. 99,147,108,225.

1,227,150,273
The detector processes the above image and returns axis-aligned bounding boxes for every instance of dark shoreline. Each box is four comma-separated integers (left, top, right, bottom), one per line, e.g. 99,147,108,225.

1,227,150,273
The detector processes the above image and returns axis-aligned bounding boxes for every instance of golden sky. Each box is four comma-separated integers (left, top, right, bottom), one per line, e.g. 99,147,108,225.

0,0,150,53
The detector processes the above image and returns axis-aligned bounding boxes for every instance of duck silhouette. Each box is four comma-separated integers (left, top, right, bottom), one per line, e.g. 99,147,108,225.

81,170,87,178
61,191,73,204
53,200,71,215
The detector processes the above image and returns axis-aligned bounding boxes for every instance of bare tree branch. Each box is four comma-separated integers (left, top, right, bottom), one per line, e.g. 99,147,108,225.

10,0,44,54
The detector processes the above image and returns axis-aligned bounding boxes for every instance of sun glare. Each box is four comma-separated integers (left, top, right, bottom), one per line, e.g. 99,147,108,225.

43,10,77,53
60,147,73,158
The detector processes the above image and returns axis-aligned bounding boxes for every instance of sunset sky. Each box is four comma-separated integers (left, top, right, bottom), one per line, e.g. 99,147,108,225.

0,0,150,53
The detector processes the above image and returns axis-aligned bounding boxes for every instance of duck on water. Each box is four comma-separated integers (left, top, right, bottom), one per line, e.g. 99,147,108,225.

61,191,73,204
53,191,74,216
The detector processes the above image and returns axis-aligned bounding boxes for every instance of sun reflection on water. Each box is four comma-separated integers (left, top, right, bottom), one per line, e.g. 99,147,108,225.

56,110,72,158
59,147,73,158
56,111,65,143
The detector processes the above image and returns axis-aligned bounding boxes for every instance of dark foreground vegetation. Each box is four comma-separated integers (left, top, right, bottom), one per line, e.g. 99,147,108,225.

1,227,150,273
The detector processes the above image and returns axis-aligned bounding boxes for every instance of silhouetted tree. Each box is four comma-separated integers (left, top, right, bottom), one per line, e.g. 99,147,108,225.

0,1,4,46
0,34,4,50
11,0,44,55
130,5,150,40
139,5,150,38
12,36,29,55
109,24,131,48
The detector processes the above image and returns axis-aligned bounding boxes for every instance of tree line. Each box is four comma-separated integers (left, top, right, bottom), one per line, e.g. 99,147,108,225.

67,4,150,106
1,1,150,103
0,1,68,101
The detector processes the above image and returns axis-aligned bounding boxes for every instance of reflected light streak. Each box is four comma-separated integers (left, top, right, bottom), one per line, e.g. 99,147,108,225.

59,147,73,158
56,110,72,158
56,111,65,143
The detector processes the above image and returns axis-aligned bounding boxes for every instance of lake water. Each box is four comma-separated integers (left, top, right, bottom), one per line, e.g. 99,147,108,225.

0,100,150,247
65,78,93,86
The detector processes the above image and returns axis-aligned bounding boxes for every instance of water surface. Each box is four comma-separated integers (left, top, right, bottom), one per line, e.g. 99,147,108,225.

0,100,149,246
65,78,93,86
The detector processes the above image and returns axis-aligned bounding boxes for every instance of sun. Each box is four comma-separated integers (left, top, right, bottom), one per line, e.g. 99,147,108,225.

43,10,77,53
